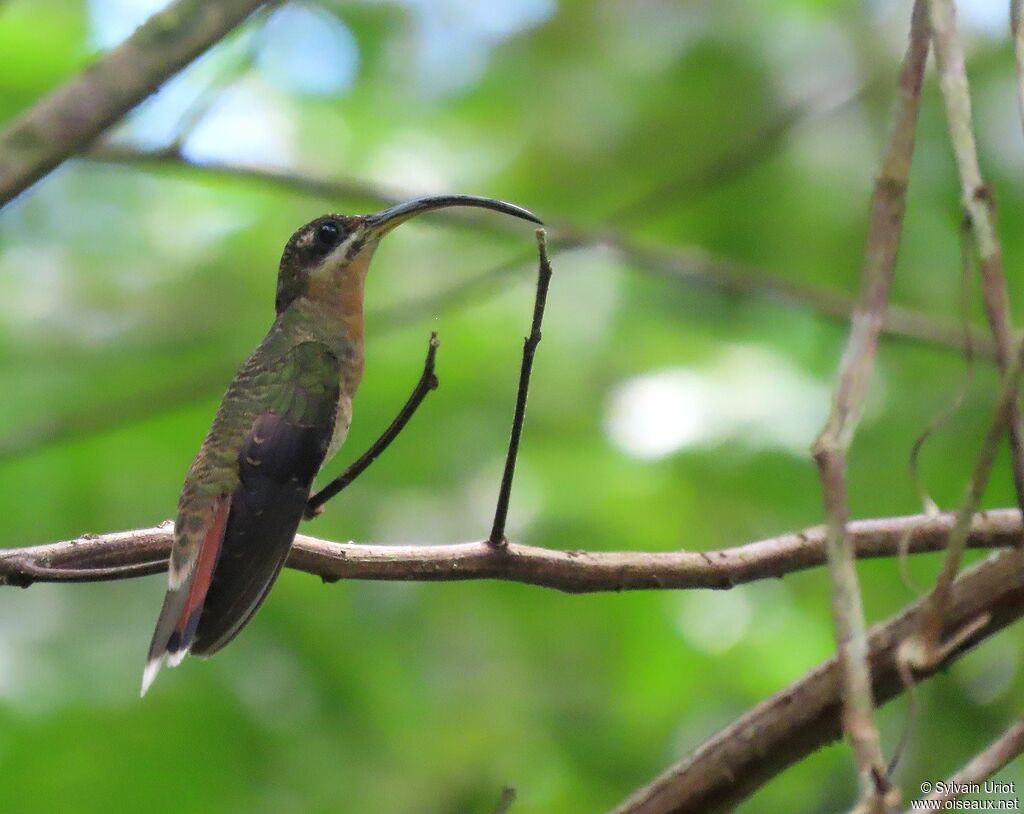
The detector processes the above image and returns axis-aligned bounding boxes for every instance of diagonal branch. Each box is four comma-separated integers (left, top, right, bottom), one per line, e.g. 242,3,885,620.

929,0,1024,513
0,0,267,208
611,547,1024,814
905,335,1024,668
912,719,1024,809
305,333,440,519
2,508,1021,590
810,1,930,801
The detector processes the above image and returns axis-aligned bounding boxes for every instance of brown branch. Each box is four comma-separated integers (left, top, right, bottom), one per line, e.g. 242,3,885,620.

1014,0,1024,139
0,0,266,208
489,230,553,545
906,336,1024,666
4,513,1022,814
916,719,1024,807
611,547,1024,814
2,508,1021,591
810,1,930,801
929,0,1024,513
86,144,994,361
305,333,440,519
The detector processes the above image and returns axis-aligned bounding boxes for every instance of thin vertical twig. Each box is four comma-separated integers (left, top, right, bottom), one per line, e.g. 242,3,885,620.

811,1,930,806
930,0,1024,516
1013,0,1024,137
489,229,553,546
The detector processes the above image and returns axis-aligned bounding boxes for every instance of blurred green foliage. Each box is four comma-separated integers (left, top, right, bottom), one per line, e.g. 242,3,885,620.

2,0,1024,811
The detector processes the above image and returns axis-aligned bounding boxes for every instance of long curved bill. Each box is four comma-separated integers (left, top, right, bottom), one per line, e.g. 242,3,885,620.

364,194,542,238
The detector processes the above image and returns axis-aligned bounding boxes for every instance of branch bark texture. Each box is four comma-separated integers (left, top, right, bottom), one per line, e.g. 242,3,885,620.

612,547,1024,814
1,509,1020,591
490,229,553,545
910,336,1024,665
0,0,265,207
811,1,929,797
928,0,1024,510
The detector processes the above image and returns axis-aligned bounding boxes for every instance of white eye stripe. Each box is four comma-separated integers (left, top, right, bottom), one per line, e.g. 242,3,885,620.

309,232,360,275
326,232,358,263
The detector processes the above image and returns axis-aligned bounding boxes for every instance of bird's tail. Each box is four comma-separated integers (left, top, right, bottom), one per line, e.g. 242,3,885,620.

141,585,195,696
141,499,230,696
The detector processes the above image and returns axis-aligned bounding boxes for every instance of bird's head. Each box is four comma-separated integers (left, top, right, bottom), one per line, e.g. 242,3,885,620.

275,195,542,315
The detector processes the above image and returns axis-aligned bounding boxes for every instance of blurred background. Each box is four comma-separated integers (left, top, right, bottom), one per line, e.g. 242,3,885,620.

1,0,1023,811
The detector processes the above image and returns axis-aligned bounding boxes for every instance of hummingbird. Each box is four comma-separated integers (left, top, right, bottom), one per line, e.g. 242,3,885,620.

142,194,541,695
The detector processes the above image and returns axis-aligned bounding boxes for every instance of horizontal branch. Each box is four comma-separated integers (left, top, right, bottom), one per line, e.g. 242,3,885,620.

613,546,1024,814
4,511,1023,813
1,509,1020,591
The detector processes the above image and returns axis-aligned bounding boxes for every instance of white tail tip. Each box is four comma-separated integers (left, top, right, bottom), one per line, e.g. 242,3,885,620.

141,646,190,697
140,657,162,698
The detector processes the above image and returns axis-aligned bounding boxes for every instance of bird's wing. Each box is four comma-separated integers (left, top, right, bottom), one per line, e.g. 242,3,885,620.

142,342,340,694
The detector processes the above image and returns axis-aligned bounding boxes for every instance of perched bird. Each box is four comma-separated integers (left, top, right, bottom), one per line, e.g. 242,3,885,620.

142,195,541,695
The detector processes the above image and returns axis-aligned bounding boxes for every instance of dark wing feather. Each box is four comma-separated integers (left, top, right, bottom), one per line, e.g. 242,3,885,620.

189,342,341,656
191,411,329,655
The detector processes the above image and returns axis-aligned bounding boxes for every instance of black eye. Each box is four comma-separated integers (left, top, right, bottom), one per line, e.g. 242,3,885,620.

314,220,341,250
